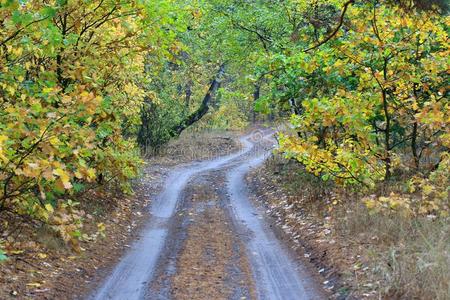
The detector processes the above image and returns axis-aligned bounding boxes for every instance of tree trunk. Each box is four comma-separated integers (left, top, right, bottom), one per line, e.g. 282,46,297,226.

411,120,419,170
382,88,391,180
185,80,192,109
382,57,391,180
252,83,260,123
172,63,226,136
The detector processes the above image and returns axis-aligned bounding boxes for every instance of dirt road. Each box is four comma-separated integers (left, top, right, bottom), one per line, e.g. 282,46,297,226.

90,129,324,300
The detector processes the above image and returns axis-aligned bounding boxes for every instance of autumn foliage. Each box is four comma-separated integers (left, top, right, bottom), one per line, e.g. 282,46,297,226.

272,2,449,216
0,0,448,259
0,0,183,246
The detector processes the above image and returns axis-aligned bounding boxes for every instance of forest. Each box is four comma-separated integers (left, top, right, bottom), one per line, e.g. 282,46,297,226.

0,0,449,299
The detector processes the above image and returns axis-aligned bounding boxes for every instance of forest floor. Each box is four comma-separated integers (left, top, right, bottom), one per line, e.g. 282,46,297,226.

4,127,442,300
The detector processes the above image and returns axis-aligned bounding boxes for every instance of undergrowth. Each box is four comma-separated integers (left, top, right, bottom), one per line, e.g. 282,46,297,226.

265,154,450,299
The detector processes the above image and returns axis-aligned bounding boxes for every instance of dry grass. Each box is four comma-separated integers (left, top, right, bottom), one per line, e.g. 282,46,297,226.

265,154,335,212
338,205,450,299
261,154,450,299
145,129,241,165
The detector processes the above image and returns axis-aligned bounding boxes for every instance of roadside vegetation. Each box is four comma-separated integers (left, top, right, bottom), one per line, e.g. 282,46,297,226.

0,0,253,258
1,0,448,298
0,129,239,298
252,154,449,299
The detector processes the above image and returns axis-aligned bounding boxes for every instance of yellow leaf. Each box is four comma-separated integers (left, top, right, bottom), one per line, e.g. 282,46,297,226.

0,135,8,162
97,222,106,232
364,199,377,209
26,282,42,288
53,168,72,189
49,137,61,146
87,168,96,179
422,184,434,195
42,87,53,94
44,204,54,214
74,170,83,179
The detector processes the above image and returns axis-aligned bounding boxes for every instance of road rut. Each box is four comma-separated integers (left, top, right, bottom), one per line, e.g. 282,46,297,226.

90,129,323,300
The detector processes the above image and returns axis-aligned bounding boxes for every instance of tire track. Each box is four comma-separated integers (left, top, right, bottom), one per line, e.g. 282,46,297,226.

90,129,323,300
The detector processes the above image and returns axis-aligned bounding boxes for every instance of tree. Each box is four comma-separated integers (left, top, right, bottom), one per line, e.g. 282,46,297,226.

275,1,448,188
0,0,183,233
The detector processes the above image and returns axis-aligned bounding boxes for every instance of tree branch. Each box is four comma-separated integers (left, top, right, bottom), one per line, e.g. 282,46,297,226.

0,16,50,47
304,0,355,52
171,64,226,136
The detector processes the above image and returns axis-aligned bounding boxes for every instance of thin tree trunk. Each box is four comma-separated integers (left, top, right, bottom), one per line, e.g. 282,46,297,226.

382,88,391,180
185,80,192,109
411,121,419,170
252,83,260,123
381,57,391,180
411,80,420,170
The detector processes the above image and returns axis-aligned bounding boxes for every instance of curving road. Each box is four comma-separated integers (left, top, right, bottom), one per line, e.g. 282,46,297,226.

90,129,323,300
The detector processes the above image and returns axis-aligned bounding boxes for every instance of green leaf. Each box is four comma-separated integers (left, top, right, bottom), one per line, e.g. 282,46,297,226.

73,182,85,193
11,10,22,25
42,6,57,18
321,173,330,181
0,249,8,262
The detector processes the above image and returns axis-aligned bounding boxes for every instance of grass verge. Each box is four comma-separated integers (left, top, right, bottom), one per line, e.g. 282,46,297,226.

250,154,449,299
